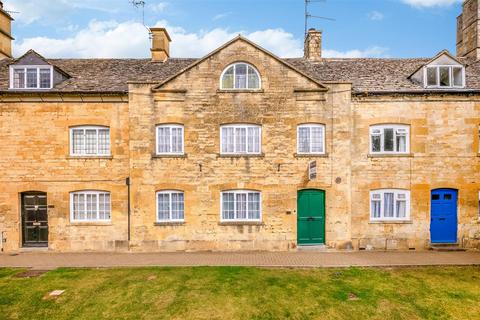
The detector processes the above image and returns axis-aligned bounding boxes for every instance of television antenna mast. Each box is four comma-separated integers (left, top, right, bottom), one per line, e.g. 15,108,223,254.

130,0,151,35
304,0,335,38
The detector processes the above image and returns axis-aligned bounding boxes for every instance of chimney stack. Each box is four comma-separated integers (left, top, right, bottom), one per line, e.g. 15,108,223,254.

304,28,322,61
150,27,171,62
457,0,480,60
0,1,13,59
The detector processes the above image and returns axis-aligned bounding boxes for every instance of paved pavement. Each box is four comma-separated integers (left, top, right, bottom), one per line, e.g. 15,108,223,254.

0,251,479,269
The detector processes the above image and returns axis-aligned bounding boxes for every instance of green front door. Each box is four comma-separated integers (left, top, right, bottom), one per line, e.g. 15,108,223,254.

297,189,325,245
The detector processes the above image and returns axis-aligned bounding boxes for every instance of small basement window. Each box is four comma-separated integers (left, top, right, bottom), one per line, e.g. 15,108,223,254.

10,66,53,89
424,65,464,88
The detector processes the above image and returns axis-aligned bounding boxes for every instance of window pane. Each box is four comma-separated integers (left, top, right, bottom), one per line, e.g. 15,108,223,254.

158,127,170,153
85,129,97,154
426,67,437,86
396,133,406,152
222,193,235,220
72,129,85,154
171,127,183,153
157,194,170,220
236,193,247,219
247,193,260,220
171,193,184,220
371,134,381,152
222,66,234,89
439,67,450,87
453,67,463,87
384,193,394,217
222,127,235,153
86,194,97,220
371,200,381,218
13,69,25,88
383,128,394,152
26,68,37,88
98,129,110,155
235,64,247,89
396,200,406,218
247,66,259,89
247,127,260,153
235,128,246,153
298,127,310,153
311,126,324,153
39,69,51,88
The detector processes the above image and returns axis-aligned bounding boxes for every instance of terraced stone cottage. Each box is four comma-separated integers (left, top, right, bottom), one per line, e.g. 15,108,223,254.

0,0,480,252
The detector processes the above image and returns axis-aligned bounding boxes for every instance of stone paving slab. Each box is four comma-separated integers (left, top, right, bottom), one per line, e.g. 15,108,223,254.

0,251,479,269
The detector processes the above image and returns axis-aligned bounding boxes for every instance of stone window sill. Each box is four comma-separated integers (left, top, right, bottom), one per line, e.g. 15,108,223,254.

219,221,264,226
217,89,264,93
70,222,113,226
368,153,413,158
294,153,329,158
217,153,265,159
67,156,113,160
369,220,413,225
152,154,188,159
154,222,186,226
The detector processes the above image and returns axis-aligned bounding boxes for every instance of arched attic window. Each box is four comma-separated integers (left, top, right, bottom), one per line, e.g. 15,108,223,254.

220,62,261,90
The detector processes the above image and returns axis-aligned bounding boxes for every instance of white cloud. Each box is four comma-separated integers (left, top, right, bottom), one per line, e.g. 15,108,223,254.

323,47,389,58
401,0,462,8
367,11,384,21
7,0,118,24
213,12,231,21
150,2,168,13
13,19,389,59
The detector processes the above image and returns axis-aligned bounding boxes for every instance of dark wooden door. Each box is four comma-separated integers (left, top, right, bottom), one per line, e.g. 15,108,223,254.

21,192,48,247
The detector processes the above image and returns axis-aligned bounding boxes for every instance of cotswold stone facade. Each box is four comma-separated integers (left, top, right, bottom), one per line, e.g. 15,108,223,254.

0,1,480,252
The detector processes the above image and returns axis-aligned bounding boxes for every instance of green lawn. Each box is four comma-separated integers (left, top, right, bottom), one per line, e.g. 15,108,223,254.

0,266,479,320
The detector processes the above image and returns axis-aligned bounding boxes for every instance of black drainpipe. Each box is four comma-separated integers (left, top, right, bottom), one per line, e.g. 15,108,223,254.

126,177,131,243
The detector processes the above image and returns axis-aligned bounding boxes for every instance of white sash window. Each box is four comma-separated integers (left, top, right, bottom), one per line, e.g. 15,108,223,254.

70,191,111,222
370,189,410,221
156,191,185,222
221,190,261,221
70,126,110,156
370,124,410,154
221,125,261,155
297,124,325,154
156,124,184,155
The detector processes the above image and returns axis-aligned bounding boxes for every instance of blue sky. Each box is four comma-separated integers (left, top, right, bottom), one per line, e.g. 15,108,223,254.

6,0,464,58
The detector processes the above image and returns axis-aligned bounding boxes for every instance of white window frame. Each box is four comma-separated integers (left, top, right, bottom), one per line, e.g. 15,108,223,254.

370,189,410,221
9,65,54,90
423,65,465,89
69,126,111,157
70,190,111,222
220,124,262,155
369,124,410,155
156,124,185,156
297,124,326,155
220,190,262,222
156,190,185,222
220,62,261,90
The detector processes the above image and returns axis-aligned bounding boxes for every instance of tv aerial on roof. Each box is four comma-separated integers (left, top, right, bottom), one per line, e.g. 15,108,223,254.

304,0,335,38
130,0,151,36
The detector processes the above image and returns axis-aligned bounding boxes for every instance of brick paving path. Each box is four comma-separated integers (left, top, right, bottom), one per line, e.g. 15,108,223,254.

0,251,479,269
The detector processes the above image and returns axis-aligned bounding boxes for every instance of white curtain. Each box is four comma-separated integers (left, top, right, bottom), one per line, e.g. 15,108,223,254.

236,193,247,219
396,200,406,218
248,193,260,219
384,193,394,217
311,126,324,153
222,193,235,220
371,199,381,218
298,127,310,153
157,193,170,220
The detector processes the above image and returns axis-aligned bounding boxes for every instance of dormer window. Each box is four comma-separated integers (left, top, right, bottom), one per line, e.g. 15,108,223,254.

220,62,261,90
424,65,464,89
10,66,53,89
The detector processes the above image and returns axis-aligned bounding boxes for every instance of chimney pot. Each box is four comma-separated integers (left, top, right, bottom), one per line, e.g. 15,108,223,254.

304,28,322,61
150,27,171,62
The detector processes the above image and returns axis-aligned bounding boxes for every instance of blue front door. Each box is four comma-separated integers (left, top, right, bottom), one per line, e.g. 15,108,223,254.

430,189,458,244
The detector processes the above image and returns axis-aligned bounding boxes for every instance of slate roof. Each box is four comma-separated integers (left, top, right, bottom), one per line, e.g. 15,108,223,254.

2,53,480,95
